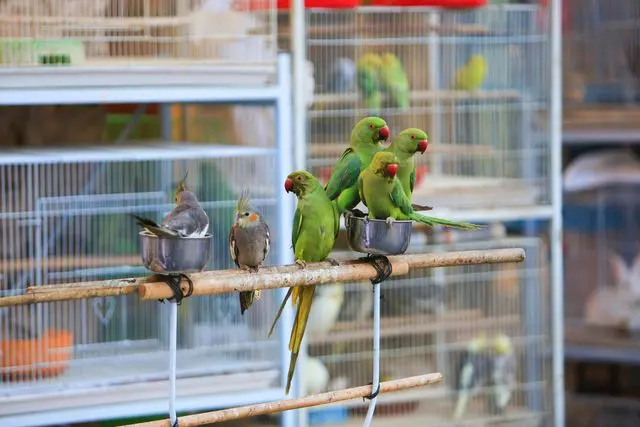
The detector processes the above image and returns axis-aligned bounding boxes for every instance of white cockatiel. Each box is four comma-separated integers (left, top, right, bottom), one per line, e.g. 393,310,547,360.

303,356,330,395
306,284,345,335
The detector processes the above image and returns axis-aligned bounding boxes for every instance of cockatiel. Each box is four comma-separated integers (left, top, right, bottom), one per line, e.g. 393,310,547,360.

229,189,271,315
303,356,330,395
487,333,516,416
356,53,384,113
357,152,481,230
453,54,488,92
378,53,410,109
453,333,492,420
306,284,344,335
132,172,209,238
384,128,432,212
268,170,341,394
324,116,390,213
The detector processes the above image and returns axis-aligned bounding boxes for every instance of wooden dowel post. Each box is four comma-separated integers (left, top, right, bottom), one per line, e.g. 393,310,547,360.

0,248,526,308
121,373,443,427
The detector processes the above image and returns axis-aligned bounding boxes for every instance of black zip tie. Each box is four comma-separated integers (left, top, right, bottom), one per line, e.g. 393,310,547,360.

172,419,179,427
363,381,382,401
156,273,194,305
359,253,392,285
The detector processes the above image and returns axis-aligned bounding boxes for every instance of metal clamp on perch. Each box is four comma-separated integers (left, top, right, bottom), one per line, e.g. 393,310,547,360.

345,214,413,423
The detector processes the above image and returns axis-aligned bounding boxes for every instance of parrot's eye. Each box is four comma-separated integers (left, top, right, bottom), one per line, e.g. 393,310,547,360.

368,124,374,130
410,135,416,140
297,176,302,181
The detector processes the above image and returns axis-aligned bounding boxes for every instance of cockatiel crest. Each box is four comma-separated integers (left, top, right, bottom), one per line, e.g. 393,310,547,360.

175,171,189,204
229,188,271,315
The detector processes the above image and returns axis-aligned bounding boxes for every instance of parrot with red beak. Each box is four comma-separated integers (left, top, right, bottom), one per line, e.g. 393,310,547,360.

324,116,390,213
269,170,340,395
358,152,481,230
384,127,431,211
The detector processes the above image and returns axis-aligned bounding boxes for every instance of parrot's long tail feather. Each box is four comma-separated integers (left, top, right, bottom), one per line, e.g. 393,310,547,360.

130,214,179,237
268,287,293,338
409,212,483,231
411,203,433,212
285,286,316,394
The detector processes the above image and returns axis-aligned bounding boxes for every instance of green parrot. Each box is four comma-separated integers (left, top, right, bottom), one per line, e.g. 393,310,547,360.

324,116,390,213
268,170,341,395
356,53,383,113
452,54,488,92
358,152,482,230
384,128,431,211
378,53,410,109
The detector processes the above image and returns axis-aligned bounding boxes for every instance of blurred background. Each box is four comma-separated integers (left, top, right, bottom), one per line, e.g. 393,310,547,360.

0,0,636,426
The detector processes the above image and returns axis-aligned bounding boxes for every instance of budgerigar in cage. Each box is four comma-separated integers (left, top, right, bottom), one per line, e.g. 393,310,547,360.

378,53,410,109
268,170,341,394
358,152,481,230
356,53,384,113
384,128,432,212
453,54,488,92
453,333,493,420
229,189,271,315
132,173,209,238
488,333,516,416
324,116,390,214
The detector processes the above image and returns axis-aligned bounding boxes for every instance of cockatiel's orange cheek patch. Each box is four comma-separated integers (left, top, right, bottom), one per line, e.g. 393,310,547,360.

248,213,259,222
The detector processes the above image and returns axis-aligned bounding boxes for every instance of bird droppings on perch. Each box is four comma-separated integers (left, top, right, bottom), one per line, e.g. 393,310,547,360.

0,248,525,307
121,373,443,427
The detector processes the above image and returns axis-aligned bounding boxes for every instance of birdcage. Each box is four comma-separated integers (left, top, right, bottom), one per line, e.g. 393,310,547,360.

280,4,550,214
0,0,277,70
563,0,640,134
306,236,550,425
0,143,290,421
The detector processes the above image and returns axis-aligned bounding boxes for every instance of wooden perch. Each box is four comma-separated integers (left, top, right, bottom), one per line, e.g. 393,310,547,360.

121,372,443,427
0,248,525,307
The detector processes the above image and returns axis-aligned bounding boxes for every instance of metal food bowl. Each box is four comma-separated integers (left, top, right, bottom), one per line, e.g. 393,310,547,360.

139,231,212,274
346,215,412,255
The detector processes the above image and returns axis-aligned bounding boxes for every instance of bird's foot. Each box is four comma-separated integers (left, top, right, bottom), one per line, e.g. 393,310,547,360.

363,381,381,401
241,265,259,273
156,273,193,305
358,253,392,285
295,259,308,269
385,217,395,228
326,257,340,267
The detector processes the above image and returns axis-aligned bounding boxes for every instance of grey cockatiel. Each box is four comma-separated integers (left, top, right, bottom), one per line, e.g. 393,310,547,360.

133,172,209,238
487,333,516,416
229,189,271,315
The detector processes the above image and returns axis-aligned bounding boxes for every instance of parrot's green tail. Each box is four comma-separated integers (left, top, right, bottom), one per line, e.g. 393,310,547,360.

408,212,482,231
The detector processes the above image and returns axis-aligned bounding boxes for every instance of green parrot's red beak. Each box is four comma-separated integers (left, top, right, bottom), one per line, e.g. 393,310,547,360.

386,163,399,178
417,139,428,154
284,178,294,193
379,126,390,141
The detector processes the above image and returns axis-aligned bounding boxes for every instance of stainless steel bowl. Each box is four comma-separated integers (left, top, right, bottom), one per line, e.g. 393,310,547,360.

346,215,412,255
139,231,212,274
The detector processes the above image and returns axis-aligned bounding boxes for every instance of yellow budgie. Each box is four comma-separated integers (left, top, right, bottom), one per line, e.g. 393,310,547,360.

452,54,488,92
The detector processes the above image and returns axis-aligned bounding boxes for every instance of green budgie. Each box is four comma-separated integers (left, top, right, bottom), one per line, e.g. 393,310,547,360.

324,116,390,213
358,152,482,230
453,54,488,92
269,170,341,394
356,53,383,113
378,53,410,109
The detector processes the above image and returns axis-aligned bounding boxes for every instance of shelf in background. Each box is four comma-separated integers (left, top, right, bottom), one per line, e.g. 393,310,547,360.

565,322,640,365
563,105,640,144
563,129,640,145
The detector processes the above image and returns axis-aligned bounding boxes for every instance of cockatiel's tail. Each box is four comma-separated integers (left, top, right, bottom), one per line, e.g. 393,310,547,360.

269,170,340,394
132,171,210,238
229,188,271,315
453,54,487,92
324,116,390,213
384,128,430,211
356,53,384,112
378,53,410,109
358,152,482,230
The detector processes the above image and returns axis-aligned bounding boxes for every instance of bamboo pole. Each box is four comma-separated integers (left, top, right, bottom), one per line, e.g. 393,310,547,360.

122,373,443,427
0,248,525,308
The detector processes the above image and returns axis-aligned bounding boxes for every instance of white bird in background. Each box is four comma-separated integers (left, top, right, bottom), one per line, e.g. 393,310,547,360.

303,356,330,395
306,284,345,335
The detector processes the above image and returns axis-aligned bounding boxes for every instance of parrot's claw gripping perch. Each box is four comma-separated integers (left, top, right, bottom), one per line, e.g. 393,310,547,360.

385,216,394,228
295,259,308,269
363,381,381,401
156,273,193,305
326,257,340,267
359,253,393,285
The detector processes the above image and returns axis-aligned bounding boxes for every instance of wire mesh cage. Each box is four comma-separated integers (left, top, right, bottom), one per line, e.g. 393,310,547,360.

0,143,287,419
278,5,550,211
0,0,278,68
307,236,550,426
563,0,640,132
564,185,640,335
